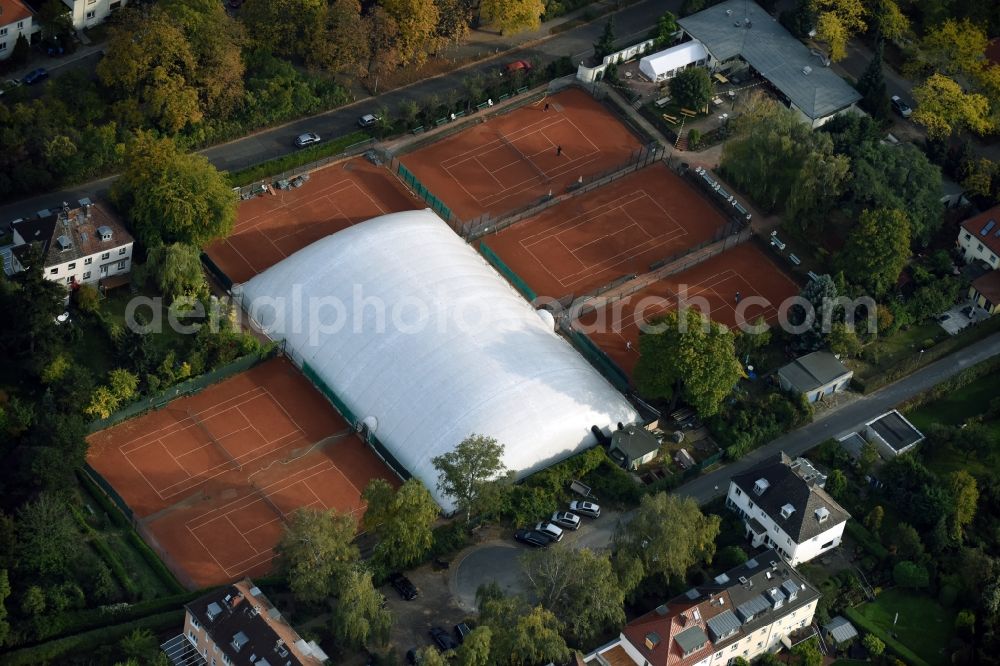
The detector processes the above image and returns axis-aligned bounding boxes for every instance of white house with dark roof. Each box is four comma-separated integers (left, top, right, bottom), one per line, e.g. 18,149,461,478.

585,550,819,666
677,0,860,128
726,453,849,565
777,351,853,403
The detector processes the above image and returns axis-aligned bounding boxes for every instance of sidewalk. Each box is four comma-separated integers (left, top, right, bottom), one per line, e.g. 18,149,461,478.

5,40,105,82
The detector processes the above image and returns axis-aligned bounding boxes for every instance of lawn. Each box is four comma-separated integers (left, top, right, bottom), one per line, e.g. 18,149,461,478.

906,372,997,430
851,589,955,666
854,321,947,380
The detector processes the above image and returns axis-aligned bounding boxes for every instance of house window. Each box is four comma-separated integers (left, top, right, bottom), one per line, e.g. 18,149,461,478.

757,641,763,648
68,262,76,269
0,28,7,36
101,252,110,260
979,243,985,251
117,260,126,270
86,10,96,19
187,630,197,643
118,247,127,255
991,254,997,264
83,271,91,279
735,488,742,496
964,231,972,240
821,539,835,549
50,267,58,275
786,537,792,544
85,257,92,265
17,21,23,29
100,265,108,275
0,42,6,52
190,617,201,630
66,277,73,284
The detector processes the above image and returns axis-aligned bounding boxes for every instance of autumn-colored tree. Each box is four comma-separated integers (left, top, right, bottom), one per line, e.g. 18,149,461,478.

435,0,473,44
813,0,867,62
839,208,910,297
240,0,327,63
871,0,908,41
865,505,885,535
916,19,989,80
380,0,439,66
479,0,544,35
947,470,978,542
146,243,208,301
912,73,994,139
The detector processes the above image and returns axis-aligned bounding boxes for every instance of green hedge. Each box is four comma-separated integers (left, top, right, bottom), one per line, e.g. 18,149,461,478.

844,607,931,666
898,355,1000,414
77,468,130,530
2,610,184,665
69,503,140,601
227,131,371,186
844,520,889,560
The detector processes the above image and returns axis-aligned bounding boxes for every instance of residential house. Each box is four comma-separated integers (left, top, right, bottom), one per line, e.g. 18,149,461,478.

777,351,852,403
162,578,328,666
9,199,133,289
677,0,860,128
864,410,924,459
726,453,850,565
970,272,1000,315
60,0,127,30
957,204,1000,270
0,0,34,60
610,423,661,470
585,550,820,666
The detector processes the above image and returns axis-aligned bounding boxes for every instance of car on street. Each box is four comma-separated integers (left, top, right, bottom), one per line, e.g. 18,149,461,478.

293,132,321,148
514,529,550,548
504,59,532,75
388,572,418,600
550,511,581,530
569,500,601,518
23,68,49,85
358,113,380,128
534,521,565,542
891,95,912,119
454,622,472,643
430,627,459,651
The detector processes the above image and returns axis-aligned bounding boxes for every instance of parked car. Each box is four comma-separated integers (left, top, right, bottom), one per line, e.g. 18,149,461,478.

23,68,49,85
504,59,532,75
550,511,581,530
293,132,321,148
514,529,550,548
388,572,418,600
569,500,601,518
405,648,418,665
891,95,912,119
430,627,459,651
534,521,564,542
454,622,472,643
358,113,380,128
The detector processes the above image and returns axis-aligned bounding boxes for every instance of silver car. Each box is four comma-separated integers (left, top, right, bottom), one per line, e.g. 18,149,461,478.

551,511,581,530
294,132,321,148
534,521,564,542
569,500,601,518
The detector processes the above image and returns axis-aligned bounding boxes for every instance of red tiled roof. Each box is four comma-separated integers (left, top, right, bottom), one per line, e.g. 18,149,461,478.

961,204,1000,257
0,0,33,26
972,270,1000,306
622,593,734,666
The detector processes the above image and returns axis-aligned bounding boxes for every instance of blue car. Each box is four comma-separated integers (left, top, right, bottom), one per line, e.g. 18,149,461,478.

23,69,49,85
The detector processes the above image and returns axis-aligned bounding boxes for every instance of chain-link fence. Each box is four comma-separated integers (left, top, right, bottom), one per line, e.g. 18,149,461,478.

560,321,630,393
391,159,455,223
478,241,537,302
232,138,377,200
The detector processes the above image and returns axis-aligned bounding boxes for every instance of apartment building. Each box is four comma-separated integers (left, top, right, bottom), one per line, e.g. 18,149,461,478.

0,0,34,60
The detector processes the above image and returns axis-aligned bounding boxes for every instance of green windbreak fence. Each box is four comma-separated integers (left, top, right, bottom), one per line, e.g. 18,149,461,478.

302,360,358,425
82,464,135,523
396,162,454,222
567,329,630,393
478,241,538,302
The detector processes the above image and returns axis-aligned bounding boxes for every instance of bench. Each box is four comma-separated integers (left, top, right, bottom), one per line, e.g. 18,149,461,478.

654,96,672,108
662,113,679,124
789,254,802,266
680,108,697,117
807,271,820,281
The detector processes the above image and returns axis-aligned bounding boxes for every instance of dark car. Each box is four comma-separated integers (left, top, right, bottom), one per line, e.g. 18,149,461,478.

388,572,418,600
430,627,459,651
891,95,912,119
358,113,380,128
454,622,472,643
23,68,49,85
514,529,550,548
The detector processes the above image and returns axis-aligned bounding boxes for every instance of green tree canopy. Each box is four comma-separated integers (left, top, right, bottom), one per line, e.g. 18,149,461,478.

146,243,208,301
362,478,439,575
275,507,359,603
240,0,328,63
893,560,930,589
477,586,570,666
14,494,81,577
634,308,744,417
329,566,391,649
456,626,492,666
912,73,995,139
669,68,712,111
111,132,236,248
947,470,978,542
593,18,616,60
651,12,679,48
432,434,508,522
839,208,911,298
862,632,885,656
856,41,891,120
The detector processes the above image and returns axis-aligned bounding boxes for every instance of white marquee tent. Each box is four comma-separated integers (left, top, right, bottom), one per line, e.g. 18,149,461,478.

639,40,709,82
235,210,639,511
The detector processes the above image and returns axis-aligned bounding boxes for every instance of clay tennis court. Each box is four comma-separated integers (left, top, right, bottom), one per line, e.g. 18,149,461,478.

485,162,728,299
87,357,397,587
576,243,801,378
205,158,422,284
400,87,645,220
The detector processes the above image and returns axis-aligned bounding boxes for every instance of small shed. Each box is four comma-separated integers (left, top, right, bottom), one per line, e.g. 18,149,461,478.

777,351,852,403
610,424,661,470
864,409,925,458
639,40,709,82
823,616,858,646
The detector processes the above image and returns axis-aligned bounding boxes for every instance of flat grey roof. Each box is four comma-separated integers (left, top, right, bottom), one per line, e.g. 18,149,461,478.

867,410,924,451
824,616,859,643
678,0,861,119
674,626,709,654
706,609,741,641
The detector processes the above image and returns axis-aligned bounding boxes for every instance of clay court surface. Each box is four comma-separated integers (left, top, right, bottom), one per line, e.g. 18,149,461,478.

576,243,800,378
205,158,422,284
485,162,727,299
400,88,644,220
87,357,397,587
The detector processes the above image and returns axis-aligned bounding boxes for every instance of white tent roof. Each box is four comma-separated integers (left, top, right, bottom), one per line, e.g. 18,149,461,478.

236,210,638,511
639,40,708,79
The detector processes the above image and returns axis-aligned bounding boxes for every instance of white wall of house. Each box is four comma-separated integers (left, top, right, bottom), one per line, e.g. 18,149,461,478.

958,228,1000,268
726,482,846,566
61,0,126,30
38,242,133,287
576,38,656,83
0,13,33,60
777,373,852,404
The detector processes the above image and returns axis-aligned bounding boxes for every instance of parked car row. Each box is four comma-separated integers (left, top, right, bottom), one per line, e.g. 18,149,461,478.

514,501,601,548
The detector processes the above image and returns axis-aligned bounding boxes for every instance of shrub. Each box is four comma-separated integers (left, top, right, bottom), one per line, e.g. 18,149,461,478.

428,522,471,560
687,128,701,148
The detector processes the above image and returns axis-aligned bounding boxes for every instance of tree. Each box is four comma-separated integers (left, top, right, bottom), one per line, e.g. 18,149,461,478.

477,590,570,666
792,637,824,666
479,0,543,35
380,0,439,66
329,567,391,649
0,569,9,647
15,494,81,577
147,243,207,301
862,633,885,657
362,478,439,575
839,209,910,298
435,0,473,45
522,547,625,642
858,441,881,475
456,626,492,666
415,646,450,665
119,628,161,663
432,434,508,522
916,19,989,80
856,41,891,121
86,368,139,420
275,508,359,604
893,560,930,589
825,469,848,499
240,0,327,62
828,323,862,358
669,68,712,111
9,34,30,67
871,0,908,41
912,74,994,139
651,11,679,48
21,585,46,617
947,470,978,542
813,0,867,61
864,505,885,536
715,545,748,570
73,284,100,314
0,244,66,359
362,6,401,86
594,18,615,61
111,132,236,248
613,492,720,589
955,610,976,638
634,308,744,417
